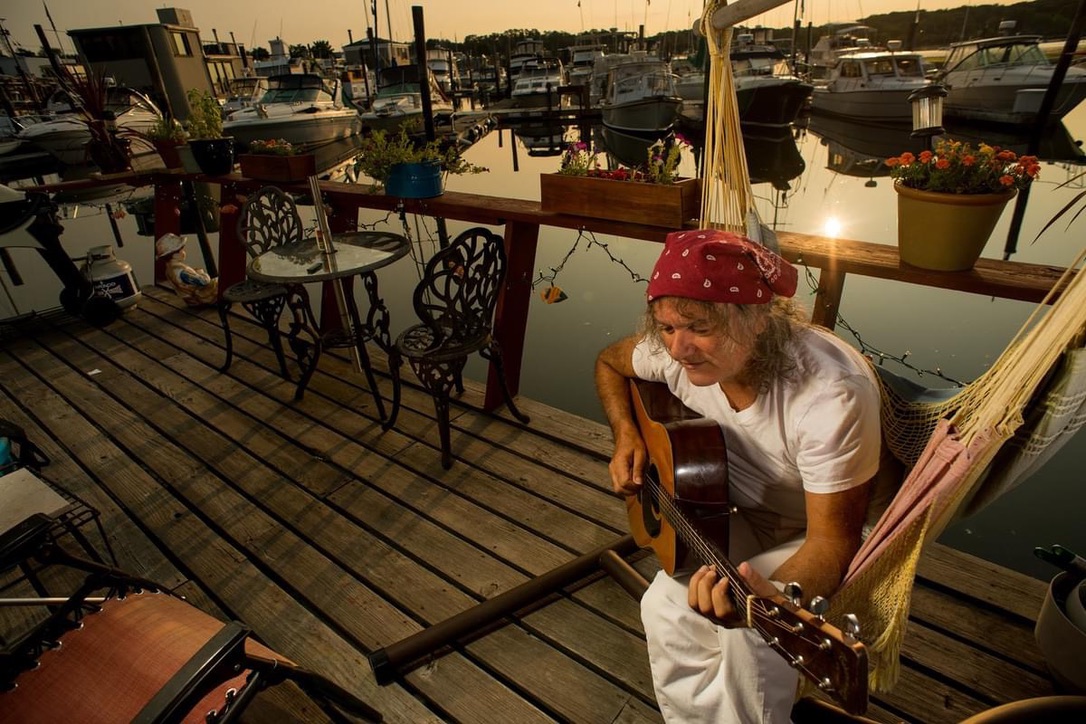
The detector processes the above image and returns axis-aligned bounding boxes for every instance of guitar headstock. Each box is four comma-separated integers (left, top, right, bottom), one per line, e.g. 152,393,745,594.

750,591,868,715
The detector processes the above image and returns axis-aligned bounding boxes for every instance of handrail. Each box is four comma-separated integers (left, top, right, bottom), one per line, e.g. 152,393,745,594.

23,170,1072,410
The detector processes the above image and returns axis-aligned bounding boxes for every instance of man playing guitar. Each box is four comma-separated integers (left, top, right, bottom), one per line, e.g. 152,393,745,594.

594,230,896,722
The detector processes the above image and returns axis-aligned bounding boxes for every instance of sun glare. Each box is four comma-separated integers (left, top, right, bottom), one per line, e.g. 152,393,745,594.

822,217,843,238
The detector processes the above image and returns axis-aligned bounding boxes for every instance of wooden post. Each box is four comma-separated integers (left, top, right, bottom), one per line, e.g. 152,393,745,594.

152,180,184,285
214,183,245,300
487,220,538,411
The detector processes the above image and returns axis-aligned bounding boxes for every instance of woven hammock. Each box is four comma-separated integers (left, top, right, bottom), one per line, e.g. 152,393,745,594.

696,0,1086,695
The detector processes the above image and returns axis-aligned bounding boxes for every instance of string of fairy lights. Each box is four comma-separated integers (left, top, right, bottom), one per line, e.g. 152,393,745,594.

525,226,963,386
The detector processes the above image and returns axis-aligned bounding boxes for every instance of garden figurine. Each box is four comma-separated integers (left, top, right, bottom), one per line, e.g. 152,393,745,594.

155,233,218,306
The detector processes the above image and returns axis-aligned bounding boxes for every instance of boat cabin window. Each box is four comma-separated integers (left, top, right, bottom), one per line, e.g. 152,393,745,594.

893,57,925,77
840,61,862,78
171,32,194,57
864,58,898,77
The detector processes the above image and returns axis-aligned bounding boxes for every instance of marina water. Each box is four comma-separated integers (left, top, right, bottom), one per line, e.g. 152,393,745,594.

3,103,1085,581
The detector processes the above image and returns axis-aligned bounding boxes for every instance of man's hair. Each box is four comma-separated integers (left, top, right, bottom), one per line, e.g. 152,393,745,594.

640,296,806,389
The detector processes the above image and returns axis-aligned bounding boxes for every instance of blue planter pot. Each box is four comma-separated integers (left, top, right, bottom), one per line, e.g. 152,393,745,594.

385,162,444,199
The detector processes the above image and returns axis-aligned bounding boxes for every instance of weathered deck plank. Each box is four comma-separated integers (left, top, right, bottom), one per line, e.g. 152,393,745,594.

0,286,1061,724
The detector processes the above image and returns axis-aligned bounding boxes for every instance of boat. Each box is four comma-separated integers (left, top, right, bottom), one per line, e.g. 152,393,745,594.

15,87,163,167
810,46,933,122
221,76,269,116
730,34,814,128
801,23,877,80
935,34,1086,125
510,56,567,108
508,38,547,83
426,48,461,97
223,74,361,150
566,43,606,90
599,58,683,133
357,65,454,135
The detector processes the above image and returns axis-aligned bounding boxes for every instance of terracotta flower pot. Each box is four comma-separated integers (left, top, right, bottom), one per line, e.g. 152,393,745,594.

895,183,1016,272
152,139,185,170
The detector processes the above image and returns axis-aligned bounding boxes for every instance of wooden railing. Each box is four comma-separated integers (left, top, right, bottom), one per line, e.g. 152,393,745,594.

30,170,1071,411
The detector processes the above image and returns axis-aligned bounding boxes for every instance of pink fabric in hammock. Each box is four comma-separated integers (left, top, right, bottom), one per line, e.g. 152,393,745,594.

845,419,996,583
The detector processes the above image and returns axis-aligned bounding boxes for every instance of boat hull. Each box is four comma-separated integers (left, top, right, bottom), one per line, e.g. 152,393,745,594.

942,68,1086,124
810,86,918,122
225,112,361,150
601,97,682,133
735,76,814,128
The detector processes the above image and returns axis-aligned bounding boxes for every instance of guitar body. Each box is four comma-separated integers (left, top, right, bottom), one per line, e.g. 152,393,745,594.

628,379,731,576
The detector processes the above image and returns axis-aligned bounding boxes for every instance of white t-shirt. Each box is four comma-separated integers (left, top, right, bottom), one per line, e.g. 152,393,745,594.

632,325,883,544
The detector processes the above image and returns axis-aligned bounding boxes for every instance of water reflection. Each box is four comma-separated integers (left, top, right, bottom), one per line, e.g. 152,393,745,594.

804,110,1086,183
511,123,568,157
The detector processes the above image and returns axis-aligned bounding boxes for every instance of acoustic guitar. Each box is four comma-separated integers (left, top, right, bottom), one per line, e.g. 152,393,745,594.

627,378,869,715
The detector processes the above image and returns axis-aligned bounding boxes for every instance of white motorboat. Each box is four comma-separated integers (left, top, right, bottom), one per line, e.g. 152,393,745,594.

426,48,461,97
224,74,360,149
510,57,566,108
936,34,1086,125
508,38,547,83
221,76,269,116
810,47,932,122
599,58,683,133
15,87,162,167
358,65,454,135
566,43,605,90
801,23,877,80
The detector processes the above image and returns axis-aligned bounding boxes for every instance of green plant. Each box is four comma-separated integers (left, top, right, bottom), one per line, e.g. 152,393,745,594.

1035,169,1086,242
353,128,487,188
886,139,1040,194
247,138,299,156
57,67,132,172
185,88,224,139
557,133,690,184
146,115,187,143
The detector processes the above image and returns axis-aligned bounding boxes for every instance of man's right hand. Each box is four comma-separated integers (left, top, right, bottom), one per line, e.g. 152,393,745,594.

609,426,647,496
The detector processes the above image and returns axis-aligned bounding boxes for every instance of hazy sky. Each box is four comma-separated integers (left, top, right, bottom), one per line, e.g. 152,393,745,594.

1,1,1022,54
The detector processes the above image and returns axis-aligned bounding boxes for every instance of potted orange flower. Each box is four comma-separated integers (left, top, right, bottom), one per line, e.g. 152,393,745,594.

886,139,1040,271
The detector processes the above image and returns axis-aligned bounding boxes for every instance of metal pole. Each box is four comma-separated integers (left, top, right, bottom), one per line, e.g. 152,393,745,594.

1005,0,1086,258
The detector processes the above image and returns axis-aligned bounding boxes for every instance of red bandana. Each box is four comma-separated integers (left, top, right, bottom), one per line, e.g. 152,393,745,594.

646,229,798,304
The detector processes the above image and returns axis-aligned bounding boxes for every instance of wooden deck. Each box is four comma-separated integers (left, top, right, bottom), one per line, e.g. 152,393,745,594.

0,286,1059,723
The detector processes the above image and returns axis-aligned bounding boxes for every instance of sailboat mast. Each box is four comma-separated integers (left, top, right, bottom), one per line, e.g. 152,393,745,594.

385,0,395,46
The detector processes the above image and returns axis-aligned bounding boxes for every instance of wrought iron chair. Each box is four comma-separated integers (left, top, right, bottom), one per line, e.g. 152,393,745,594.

0,521,382,723
218,187,302,380
392,227,529,469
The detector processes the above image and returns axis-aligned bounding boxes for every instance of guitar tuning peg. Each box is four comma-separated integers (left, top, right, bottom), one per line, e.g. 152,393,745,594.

808,595,828,621
843,613,862,641
783,582,803,607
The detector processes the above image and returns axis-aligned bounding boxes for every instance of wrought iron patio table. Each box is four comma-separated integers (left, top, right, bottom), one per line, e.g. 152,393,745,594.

247,229,410,422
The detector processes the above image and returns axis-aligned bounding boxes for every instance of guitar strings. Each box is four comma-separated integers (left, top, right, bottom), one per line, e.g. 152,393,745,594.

645,475,830,644
645,475,845,691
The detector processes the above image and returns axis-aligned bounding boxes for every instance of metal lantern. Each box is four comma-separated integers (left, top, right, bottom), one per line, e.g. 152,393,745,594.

908,84,948,140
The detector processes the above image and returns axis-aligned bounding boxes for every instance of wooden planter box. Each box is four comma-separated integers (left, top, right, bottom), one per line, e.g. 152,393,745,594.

238,153,317,183
540,174,701,228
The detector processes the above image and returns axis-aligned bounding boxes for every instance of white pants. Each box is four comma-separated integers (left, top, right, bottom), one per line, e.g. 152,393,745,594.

641,517,805,724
